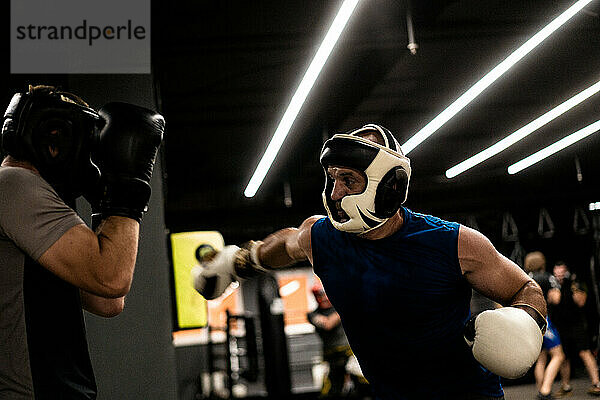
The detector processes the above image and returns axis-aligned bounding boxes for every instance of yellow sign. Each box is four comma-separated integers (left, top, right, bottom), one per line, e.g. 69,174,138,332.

170,231,224,328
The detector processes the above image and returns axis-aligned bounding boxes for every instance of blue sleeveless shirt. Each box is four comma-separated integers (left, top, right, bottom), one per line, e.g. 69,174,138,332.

311,208,502,399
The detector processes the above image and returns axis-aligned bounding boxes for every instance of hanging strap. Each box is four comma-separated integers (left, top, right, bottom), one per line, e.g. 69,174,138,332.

573,207,590,235
502,212,519,242
538,208,555,239
510,241,526,268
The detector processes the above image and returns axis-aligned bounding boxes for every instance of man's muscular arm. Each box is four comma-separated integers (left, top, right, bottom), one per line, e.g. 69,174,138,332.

39,216,139,298
192,216,321,299
459,225,547,324
257,216,320,267
459,225,546,379
80,290,125,317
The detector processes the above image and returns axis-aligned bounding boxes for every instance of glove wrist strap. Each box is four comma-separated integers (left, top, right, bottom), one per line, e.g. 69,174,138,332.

511,303,547,334
234,241,269,279
100,176,151,222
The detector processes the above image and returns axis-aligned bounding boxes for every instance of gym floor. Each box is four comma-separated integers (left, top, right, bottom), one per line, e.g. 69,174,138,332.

291,377,598,399
504,376,596,399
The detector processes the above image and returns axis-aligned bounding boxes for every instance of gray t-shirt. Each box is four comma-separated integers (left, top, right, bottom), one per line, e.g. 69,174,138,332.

0,166,83,399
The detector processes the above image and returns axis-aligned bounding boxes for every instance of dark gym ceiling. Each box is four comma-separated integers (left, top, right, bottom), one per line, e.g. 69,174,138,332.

4,1,599,241
153,0,600,236
152,0,600,239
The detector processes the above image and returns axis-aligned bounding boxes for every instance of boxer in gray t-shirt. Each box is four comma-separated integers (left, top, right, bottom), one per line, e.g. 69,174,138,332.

0,167,84,398
0,85,164,399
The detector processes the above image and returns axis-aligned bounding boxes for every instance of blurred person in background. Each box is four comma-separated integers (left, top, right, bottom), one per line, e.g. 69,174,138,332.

551,261,600,397
308,277,370,399
524,251,565,400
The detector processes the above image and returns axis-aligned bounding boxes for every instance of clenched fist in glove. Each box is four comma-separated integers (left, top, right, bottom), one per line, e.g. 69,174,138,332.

192,242,268,300
192,245,239,300
89,102,164,223
464,307,543,379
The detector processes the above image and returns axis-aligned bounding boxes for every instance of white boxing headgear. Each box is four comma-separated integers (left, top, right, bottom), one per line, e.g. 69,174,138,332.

320,124,411,234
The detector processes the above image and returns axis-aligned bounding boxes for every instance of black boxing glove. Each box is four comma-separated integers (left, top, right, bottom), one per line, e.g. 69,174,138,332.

94,102,164,222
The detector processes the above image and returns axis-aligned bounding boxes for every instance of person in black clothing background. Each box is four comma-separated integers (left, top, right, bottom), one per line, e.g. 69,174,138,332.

308,278,353,398
524,251,565,400
551,261,600,397
308,277,369,398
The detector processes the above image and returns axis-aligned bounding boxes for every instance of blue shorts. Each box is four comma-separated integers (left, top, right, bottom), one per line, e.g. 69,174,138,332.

542,319,561,350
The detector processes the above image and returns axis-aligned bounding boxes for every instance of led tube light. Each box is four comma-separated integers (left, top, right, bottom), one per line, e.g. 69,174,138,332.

508,119,600,174
446,79,600,178
244,0,361,197
402,0,594,155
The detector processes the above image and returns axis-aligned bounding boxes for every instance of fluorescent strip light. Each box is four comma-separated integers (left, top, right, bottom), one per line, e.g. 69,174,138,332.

401,0,594,155
244,0,361,198
446,79,600,178
507,119,600,174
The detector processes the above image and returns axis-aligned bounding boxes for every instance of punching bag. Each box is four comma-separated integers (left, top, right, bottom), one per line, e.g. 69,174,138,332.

257,274,292,399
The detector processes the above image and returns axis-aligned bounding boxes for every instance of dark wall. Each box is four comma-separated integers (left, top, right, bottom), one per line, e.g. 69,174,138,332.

71,75,178,400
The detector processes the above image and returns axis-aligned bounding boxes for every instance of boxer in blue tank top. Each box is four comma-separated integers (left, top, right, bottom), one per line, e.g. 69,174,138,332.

311,209,502,399
193,124,549,400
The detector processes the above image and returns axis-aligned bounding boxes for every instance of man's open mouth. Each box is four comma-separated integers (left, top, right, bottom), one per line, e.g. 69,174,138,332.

335,202,349,223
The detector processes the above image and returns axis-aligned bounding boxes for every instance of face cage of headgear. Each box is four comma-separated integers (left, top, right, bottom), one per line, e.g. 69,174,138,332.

1,89,102,199
320,124,411,234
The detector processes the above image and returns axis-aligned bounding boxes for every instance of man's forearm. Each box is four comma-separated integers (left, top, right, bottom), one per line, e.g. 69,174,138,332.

510,280,548,332
38,216,140,298
94,215,139,295
258,228,306,268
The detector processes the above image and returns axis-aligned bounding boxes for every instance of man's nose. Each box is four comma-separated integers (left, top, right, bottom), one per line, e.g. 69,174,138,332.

330,180,347,201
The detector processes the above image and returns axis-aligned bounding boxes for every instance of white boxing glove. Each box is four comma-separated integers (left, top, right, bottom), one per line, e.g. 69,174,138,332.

465,307,543,379
191,245,240,300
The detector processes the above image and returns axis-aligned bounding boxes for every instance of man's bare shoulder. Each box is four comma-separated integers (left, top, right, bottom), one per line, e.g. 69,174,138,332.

458,224,493,252
299,215,326,231
297,215,326,264
457,224,499,273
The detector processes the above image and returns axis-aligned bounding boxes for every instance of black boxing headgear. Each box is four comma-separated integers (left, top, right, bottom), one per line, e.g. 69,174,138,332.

1,86,101,199
320,124,411,233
